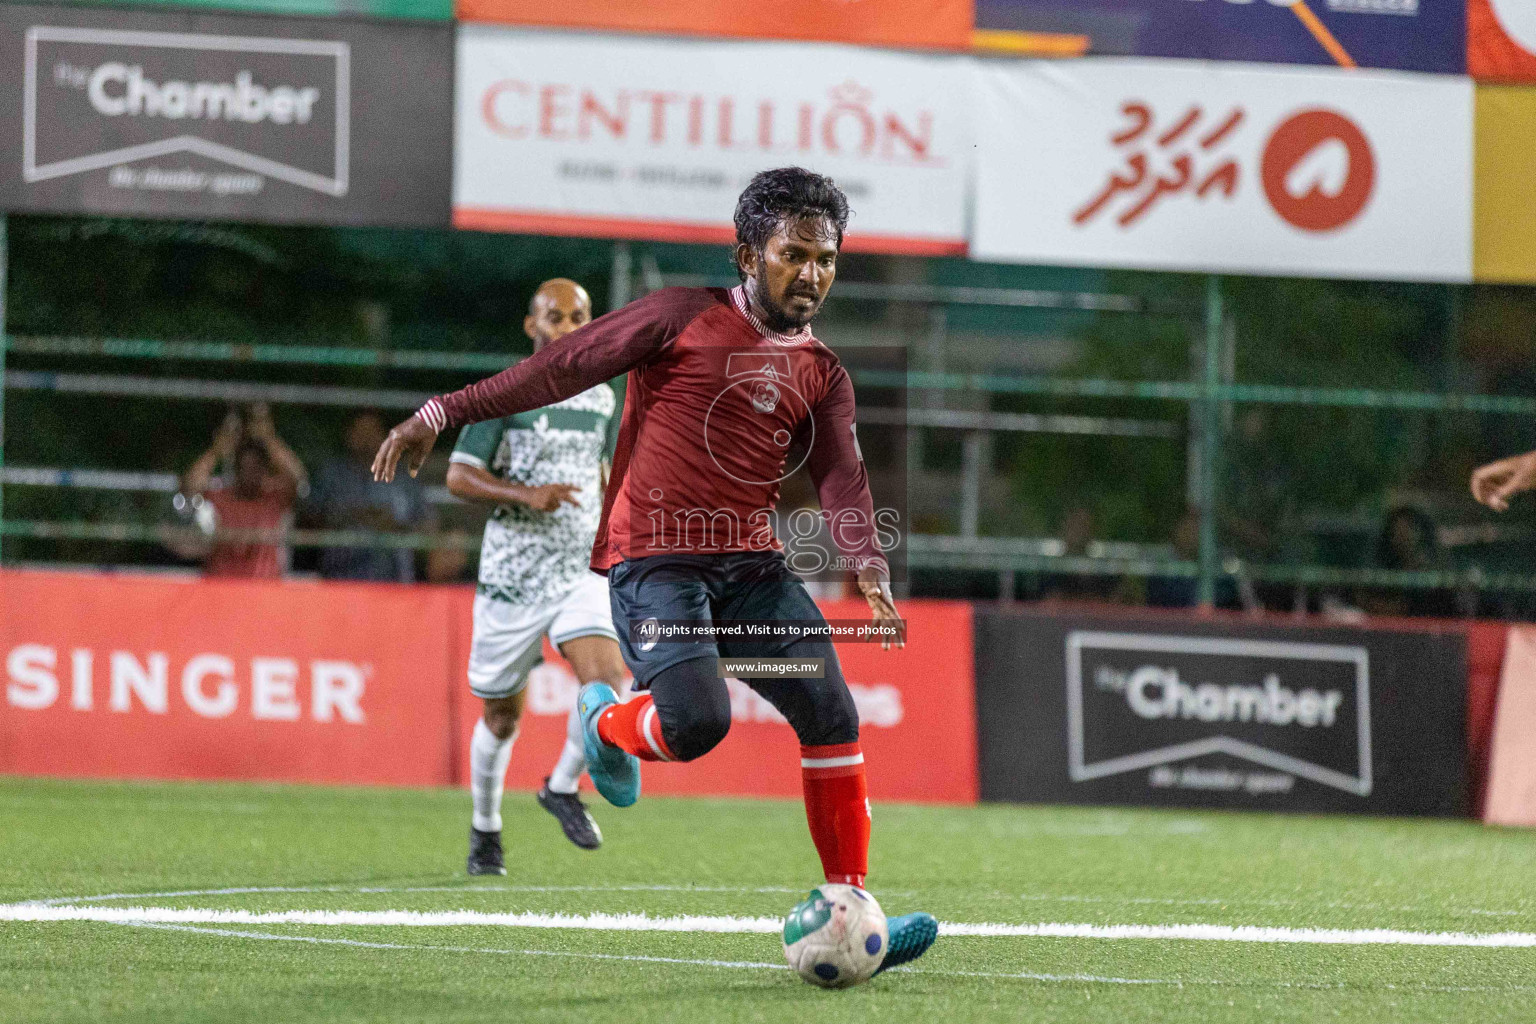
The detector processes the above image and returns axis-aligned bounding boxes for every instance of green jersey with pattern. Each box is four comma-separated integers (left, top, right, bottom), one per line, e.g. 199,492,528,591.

450,383,616,605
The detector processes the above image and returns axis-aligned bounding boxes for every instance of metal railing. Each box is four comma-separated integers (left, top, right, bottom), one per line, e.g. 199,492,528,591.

654,272,1152,313
2,232,1532,607
10,349,1534,416
6,518,1536,595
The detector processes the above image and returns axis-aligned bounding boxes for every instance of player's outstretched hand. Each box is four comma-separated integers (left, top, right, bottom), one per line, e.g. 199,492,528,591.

372,415,438,482
1471,450,1536,512
857,566,906,651
522,483,582,513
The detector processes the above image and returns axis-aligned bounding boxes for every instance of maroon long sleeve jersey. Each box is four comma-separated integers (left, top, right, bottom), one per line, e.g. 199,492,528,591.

419,285,887,577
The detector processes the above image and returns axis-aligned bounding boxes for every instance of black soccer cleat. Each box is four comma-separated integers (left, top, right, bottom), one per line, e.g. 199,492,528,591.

466,827,507,876
537,779,603,851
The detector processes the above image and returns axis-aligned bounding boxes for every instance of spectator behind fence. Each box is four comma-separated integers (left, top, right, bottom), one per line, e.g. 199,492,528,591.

182,404,307,579
1144,508,1241,610
1224,406,1309,610
1146,509,1201,609
1358,505,1456,618
309,412,431,582
1035,504,1124,604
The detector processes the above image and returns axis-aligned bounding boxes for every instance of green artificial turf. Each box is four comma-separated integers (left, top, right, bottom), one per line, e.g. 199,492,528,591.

2,775,1535,1023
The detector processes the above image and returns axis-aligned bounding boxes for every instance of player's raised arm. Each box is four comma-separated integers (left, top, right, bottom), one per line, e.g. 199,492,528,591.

804,367,904,650
373,289,694,482
1471,450,1536,512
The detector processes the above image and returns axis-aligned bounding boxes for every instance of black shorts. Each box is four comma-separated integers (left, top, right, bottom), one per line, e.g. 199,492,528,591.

607,550,827,687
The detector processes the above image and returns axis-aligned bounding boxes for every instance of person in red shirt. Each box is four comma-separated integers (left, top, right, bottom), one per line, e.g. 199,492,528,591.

183,404,307,579
373,168,935,976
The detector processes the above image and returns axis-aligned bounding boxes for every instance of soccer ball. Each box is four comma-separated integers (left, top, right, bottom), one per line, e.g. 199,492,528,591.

781,884,888,988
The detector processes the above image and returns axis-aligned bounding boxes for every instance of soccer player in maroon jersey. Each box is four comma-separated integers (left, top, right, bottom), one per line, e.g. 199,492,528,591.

374,168,936,974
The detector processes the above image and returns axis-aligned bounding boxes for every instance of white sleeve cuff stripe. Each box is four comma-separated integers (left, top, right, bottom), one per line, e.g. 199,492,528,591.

448,452,487,469
416,399,447,433
801,754,864,769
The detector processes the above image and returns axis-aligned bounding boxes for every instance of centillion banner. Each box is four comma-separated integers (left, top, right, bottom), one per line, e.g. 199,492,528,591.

452,26,972,255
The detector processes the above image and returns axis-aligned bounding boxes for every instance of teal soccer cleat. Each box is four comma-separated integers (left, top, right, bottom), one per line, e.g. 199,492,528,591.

578,683,641,808
874,912,939,975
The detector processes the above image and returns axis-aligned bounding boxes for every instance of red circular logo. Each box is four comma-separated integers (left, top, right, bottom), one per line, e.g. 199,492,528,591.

1260,110,1375,233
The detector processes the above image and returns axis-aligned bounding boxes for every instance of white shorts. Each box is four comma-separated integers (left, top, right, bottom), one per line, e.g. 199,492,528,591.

467,572,618,700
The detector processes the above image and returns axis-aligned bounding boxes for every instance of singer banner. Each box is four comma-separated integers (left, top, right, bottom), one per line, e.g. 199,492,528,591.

1,570,978,803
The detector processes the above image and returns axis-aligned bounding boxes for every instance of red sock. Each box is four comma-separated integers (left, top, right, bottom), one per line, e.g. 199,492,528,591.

596,694,675,762
801,742,870,888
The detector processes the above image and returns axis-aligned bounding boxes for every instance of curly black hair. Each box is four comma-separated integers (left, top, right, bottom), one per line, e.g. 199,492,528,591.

732,167,850,280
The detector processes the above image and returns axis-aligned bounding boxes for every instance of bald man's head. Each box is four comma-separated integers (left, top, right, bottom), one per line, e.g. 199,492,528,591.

524,278,592,351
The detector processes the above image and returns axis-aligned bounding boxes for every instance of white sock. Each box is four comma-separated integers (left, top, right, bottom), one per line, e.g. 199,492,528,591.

470,718,515,833
546,690,588,795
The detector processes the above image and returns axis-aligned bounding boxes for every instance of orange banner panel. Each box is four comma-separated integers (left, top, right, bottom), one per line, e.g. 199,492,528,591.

1470,0,1536,82
453,0,974,51
1,570,458,787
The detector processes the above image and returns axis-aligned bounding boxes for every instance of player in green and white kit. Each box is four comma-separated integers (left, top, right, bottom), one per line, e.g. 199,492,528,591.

446,279,629,873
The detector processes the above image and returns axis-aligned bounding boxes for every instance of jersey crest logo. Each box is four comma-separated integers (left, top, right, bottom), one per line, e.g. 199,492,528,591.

750,379,782,414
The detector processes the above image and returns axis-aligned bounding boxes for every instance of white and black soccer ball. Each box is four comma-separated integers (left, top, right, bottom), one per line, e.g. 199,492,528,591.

781,884,888,988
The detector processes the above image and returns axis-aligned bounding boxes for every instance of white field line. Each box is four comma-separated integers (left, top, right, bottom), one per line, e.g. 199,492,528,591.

25,884,1523,920
28,883,822,907
1005,891,1529,918
124,921,788,970
939,921,1536,947
123,922,1536,994
7,905,785,933
6,904,1536,948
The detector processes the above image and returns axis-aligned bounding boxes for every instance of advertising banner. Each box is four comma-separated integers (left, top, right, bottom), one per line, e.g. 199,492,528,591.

1,571,977,803
1470,0,1536,80
1474,85,1536,282
975,609,1468,815
1483,625,1536,826
491,600,977,804
454,0,973,52
65,0,453,19
453,25,971,255
976,0,1464,74
0,5,453,226
1465,619,1509,806
0,569,460,787
972,59,1473,281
